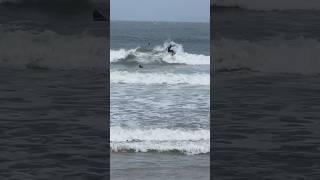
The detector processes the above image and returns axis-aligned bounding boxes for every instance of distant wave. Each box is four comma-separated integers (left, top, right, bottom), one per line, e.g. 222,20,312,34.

214,37,320,74
111,71,209,85
110,41,210,65
212,0,320,10
0,0,103,6
0,0,107,13
0,30,107,69
110,126,210,155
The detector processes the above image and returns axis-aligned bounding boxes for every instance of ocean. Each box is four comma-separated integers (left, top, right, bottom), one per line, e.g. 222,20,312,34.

110,21,210,180
0,2,109,179
212,7,320,179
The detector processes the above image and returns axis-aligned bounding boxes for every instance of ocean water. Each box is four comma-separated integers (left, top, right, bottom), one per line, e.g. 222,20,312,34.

212,7,320,179
110,21,210,179
0,2,109,179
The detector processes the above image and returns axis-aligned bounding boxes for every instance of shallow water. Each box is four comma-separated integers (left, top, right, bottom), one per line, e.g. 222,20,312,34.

111,153,209,180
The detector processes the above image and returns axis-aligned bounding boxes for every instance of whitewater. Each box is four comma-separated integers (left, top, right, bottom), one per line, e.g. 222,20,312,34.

111,127,209,154
110,42,209,65
110,40,210,155
110,41,209,87
110,21,210,167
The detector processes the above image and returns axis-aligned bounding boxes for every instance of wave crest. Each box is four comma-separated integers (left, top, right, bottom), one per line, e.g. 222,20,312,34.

110,127,210,155
111,71,209,85
0,30,107,69
212,0,320,10
110,41,209,65
215,37,320,74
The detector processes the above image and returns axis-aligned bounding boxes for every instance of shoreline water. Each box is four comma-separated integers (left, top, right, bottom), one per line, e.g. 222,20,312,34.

111,153,209,180
110,20,210,179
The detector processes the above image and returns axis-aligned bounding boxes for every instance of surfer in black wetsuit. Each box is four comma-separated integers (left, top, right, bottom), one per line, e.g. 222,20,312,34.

167,44,176,56
93,9,107,21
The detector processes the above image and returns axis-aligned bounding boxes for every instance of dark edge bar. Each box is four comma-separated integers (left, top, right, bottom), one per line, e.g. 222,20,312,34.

210,3,213,180
106,0,111,179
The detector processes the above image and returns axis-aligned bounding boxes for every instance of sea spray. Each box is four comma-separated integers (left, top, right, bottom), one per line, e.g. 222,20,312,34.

110,41,210,65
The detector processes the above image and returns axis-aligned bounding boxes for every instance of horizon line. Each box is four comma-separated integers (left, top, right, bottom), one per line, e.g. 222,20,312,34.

110,19,209,23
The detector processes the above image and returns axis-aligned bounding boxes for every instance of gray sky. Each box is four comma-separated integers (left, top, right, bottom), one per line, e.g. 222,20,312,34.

111,0,209,22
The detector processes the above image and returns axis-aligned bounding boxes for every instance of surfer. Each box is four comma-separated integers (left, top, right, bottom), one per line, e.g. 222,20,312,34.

167,44,176,56
93,9,107,21
144,42,151,49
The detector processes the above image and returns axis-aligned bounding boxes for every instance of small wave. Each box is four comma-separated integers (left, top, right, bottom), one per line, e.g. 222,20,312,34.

110,41,210,65
111,71,209,85
0,0,103,13
214,37,320,74
216,67,256,73
212,0,320,10
0,30,107,69
110,127,210,155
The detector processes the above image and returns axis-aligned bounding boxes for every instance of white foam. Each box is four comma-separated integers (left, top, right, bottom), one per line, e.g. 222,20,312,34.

110,48,137,63
214,37,320,74
110,127,210,155
111,71,210,85
110,41,210,65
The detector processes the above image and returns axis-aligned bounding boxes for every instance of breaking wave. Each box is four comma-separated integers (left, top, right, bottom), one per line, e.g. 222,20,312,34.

110,126,210,155
111,70,209,85
110,41,209,65
214,37,320,74
0,30,107,69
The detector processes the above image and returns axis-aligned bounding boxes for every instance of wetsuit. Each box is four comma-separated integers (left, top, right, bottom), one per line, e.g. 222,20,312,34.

167,45,175,56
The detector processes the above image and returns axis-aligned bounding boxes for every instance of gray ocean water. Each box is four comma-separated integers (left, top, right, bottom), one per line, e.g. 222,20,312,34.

0,3,109,179
213,8,320,179
110,21,210,180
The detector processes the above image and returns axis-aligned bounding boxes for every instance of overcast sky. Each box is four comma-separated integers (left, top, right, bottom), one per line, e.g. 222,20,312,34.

111,0,209,22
